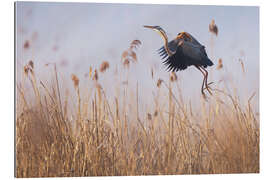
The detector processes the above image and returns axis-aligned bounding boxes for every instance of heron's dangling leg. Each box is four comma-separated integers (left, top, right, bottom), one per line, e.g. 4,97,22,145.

195,65,207,98
201,67,213,95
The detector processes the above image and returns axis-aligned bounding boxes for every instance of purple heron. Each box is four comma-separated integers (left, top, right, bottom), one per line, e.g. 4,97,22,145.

144,25,214,97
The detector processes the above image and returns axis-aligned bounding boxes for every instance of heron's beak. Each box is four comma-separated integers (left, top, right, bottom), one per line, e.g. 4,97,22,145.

143,25,155,29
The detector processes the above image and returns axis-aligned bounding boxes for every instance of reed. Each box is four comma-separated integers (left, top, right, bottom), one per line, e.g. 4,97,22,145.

15,42,259,177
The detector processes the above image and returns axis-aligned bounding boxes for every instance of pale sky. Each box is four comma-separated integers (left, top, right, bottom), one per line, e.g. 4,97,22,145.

16,2,259,108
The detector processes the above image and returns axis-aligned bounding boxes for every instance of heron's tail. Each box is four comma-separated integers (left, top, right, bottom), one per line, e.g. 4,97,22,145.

206,58,214,66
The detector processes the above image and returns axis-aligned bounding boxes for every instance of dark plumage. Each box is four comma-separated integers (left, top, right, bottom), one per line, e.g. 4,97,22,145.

158,35,213,72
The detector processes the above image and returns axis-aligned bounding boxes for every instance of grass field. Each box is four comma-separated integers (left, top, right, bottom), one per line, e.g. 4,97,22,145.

15,41,259,177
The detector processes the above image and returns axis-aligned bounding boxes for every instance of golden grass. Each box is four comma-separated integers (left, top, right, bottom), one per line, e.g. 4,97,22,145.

15,58,259,178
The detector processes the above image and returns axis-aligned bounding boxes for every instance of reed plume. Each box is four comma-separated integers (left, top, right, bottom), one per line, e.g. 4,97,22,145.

99,61,110,73
217,58,223,70
209,19,218,36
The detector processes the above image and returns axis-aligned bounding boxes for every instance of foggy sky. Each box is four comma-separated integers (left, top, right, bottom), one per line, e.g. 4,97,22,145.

16,2,259,107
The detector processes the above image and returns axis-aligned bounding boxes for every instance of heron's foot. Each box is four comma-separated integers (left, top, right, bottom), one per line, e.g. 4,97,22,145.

201,89,208,100
206,86,213,95
202,92,209,101
204,82,214,95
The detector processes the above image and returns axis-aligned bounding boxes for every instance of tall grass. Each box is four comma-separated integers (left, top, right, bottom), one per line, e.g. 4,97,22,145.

16,59,259,177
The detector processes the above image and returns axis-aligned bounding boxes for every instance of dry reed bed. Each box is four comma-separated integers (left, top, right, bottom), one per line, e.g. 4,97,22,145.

15,60,259,177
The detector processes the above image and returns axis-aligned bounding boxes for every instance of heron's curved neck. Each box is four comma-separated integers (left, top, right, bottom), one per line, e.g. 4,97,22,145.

159,31,173,56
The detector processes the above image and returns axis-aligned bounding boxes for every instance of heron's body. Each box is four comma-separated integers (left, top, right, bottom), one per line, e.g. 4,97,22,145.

158,32,213,71
144,25,214,97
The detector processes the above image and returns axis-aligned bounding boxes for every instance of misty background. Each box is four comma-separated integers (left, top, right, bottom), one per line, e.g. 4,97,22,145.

15,2,259,111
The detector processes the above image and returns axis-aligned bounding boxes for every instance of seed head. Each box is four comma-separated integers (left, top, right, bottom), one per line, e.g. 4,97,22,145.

217,58,223,70
24,40,30,49
157,79,163,88
93,69,98,81
71,74,79,88
24,65,29,75
28,60,34,69
130,39,142,49
123,59,130,68
170,72,177,82
121,50,129,60
121,39,141,67
147,113,152,120
209,19,218,36
99,61,110,73
239,59,245,73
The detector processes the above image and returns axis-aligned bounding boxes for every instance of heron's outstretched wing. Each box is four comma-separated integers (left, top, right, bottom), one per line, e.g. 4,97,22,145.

185,32,201,46
181,41,206,61
158,39,179,59
159,40,213,72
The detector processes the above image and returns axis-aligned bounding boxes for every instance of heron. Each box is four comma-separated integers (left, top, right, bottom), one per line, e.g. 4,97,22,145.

143,25,214,97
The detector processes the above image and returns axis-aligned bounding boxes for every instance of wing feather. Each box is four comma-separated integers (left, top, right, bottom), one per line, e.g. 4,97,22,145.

181,41,204,61
157,39,179,54
157,34,213,72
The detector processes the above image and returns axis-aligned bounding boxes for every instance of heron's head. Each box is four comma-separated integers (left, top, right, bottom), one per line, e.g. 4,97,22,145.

143,25,167,38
